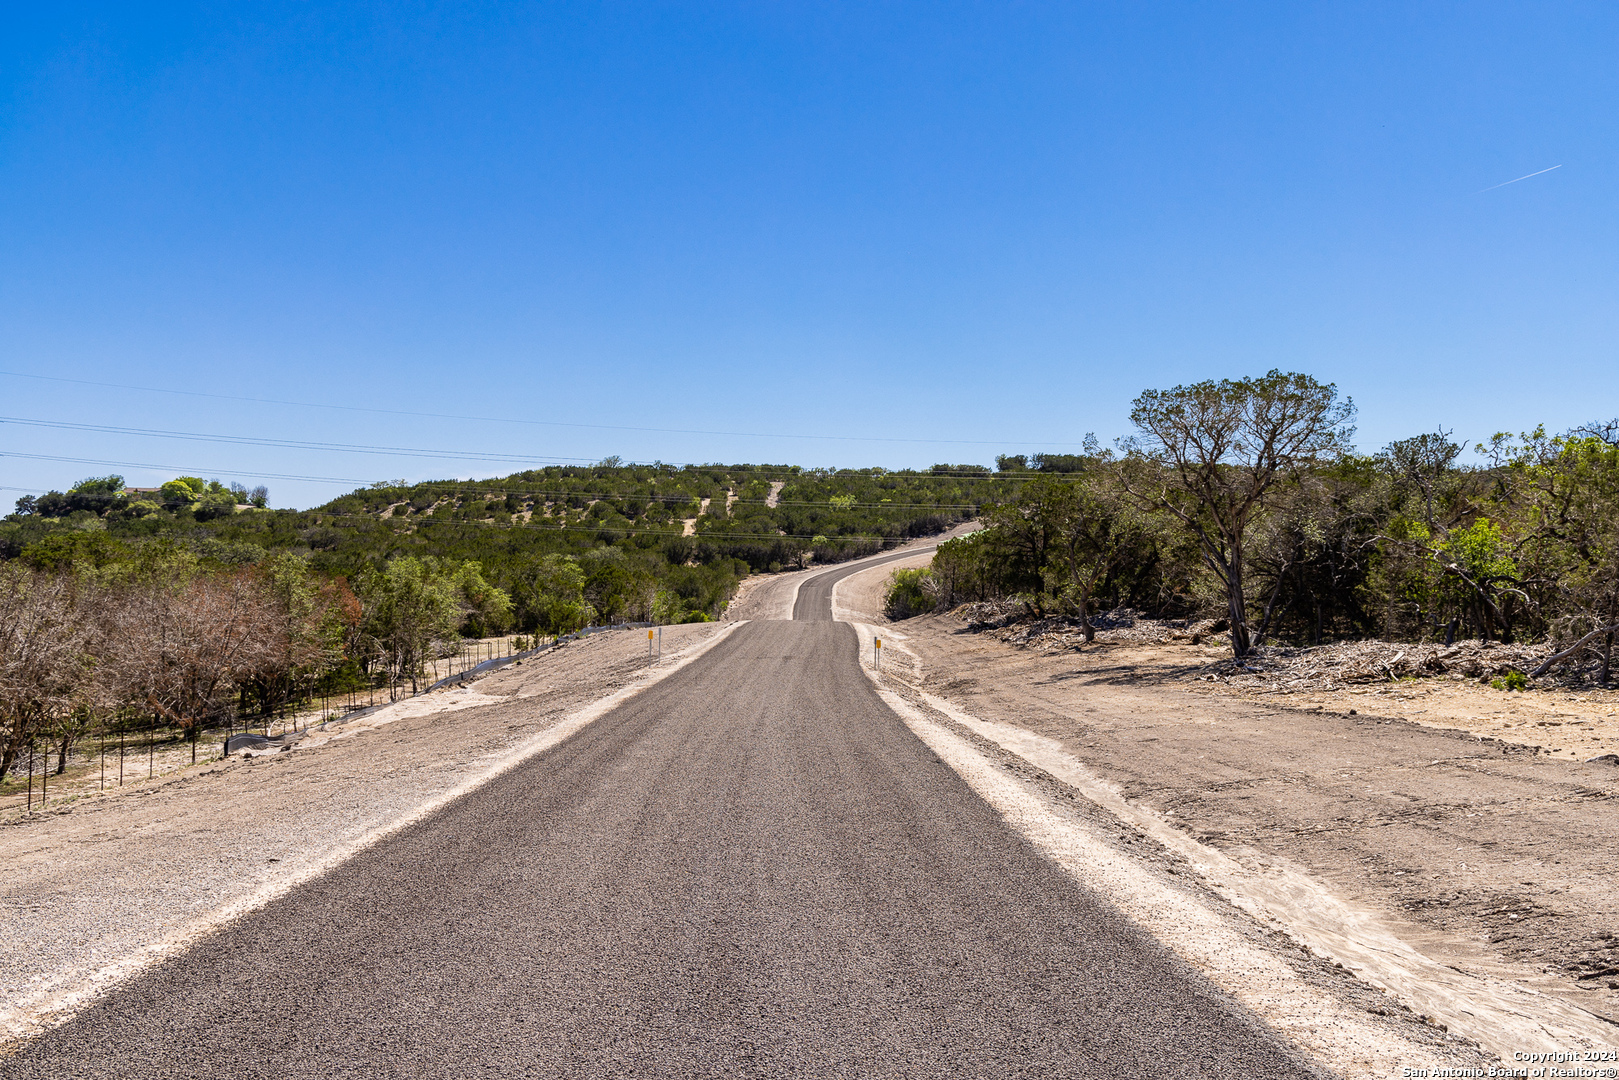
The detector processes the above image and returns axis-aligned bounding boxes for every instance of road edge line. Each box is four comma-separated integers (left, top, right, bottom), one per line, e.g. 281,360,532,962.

847,621,1616,1068
0,619,748,1050
845,620,1474,1079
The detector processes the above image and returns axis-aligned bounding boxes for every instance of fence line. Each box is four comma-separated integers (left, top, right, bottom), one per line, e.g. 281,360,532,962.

0,623,655,817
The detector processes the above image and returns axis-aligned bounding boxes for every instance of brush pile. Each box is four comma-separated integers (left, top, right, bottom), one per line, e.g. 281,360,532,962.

953,602,1221,649
1197,639,1559,692
951,601,1614,691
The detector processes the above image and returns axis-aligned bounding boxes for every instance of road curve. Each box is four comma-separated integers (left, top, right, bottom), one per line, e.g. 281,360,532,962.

791,544,940,622
2,569,1319,1077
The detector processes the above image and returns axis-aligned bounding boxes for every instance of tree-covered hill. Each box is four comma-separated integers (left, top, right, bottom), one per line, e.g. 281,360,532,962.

3,462,996,627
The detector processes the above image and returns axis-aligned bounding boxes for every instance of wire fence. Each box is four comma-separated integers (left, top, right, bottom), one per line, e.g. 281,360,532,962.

0,622,655,817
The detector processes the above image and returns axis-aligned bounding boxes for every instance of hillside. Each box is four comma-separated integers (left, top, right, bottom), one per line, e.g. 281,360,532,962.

2,462,1001,625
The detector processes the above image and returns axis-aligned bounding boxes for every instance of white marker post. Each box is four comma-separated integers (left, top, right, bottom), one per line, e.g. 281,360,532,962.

874,636,882,670
648,628,656,658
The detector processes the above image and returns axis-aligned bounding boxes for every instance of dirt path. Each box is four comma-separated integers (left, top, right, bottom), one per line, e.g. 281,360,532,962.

861,605,1619,1042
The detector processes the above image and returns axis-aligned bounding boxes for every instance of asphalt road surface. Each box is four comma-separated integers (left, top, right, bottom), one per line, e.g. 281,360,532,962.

3,551,1319,1078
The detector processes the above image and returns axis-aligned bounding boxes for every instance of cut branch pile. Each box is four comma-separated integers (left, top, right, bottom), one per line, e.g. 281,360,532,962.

952,602,1223,649
1195,639,1559,692
950,601,1615,691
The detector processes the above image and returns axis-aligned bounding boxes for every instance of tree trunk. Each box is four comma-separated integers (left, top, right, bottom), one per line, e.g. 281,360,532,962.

1253,570,1291,648
1602,632,1613,688
56,735,68,776
0,713,29,783
1226,556,1251,658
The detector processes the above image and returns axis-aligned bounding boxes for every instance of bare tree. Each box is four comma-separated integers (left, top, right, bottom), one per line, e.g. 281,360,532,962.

1123,370,1356,659
104,572,281,755
239,554,347,718
0,566,95,781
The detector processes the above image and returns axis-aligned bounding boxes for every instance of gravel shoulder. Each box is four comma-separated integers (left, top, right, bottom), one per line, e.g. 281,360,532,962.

855,598,1619,1040
3,619,1330,1079
0,621,728,1044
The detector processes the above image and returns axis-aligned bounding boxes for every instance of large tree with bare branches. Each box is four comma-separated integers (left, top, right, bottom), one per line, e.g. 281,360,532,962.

103,572,282,752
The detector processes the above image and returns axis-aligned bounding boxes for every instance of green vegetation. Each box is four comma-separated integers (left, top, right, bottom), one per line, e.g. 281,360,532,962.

883,568,933,620
0,461,987,768
4,463,989,629
1492,671,1530,692
911,374,1619,687
7,367,1616,773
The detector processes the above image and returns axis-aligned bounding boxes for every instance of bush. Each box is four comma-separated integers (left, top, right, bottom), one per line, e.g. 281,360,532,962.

1491,670,1529,692
884,568,934,619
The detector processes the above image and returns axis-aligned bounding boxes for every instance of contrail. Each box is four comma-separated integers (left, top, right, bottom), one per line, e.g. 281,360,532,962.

1476,164,1561,193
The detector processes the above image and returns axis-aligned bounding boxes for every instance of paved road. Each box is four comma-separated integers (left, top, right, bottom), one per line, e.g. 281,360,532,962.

4,552,1318,1078
791,544,940,621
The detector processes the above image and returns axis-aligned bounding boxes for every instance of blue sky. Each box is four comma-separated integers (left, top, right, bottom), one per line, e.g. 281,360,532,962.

2,3,1614,508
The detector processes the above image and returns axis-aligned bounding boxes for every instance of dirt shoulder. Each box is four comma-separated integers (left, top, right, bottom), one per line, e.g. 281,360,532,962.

0,622,728,1045
876,608,1619,1034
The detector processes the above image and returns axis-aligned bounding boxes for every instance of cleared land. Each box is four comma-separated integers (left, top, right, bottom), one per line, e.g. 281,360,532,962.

830,557,1619,1040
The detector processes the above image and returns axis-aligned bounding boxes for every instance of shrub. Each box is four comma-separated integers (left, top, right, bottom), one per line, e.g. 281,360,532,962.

1491,670,1529,692
884,568,934,619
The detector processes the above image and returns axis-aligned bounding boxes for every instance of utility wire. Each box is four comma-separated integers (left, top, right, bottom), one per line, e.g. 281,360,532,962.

0,416,599,466
1,415,1028,479
0,368,1085,447
0,448,1018,494
0,450,375,486
1,419,1041,490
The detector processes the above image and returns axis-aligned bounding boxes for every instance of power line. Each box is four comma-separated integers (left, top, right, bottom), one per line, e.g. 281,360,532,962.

0,368,1084,447
0,416,601,466
0,415,1044,478
0,450,374,486
1,420,1038,488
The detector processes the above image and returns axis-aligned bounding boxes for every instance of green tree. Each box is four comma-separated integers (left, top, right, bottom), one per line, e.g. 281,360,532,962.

355,557,467,695
1490,426,1619,680
160,477,207,508
1040,474,1147,642
1124,370,1356,658
511,554,595,634
448,558,514,637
